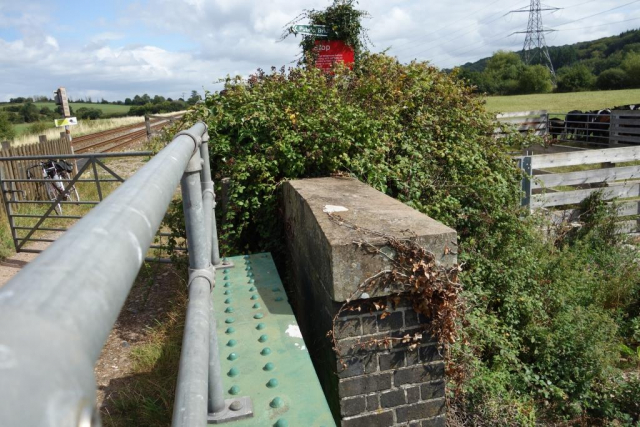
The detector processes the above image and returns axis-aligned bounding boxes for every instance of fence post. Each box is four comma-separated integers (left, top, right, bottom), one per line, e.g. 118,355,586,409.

1,141,10,150
199,134,222,267
145,115,151,139
520,155,532,211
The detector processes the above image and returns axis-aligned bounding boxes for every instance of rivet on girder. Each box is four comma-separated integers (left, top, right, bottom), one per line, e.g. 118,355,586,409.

224,282,231,288
274,419,288,427
267,378,279,388
230,400,243,411
249,286,257,292
228,367,239,377
224,275,230,280
275,297,284,302
256,323,266,330
264,362,275,371
250,295,259,300
258,334,268,342
225,327,235,334
253,303,261,309
245,266,252,271
270,397,284,408
254,313,264,319
261,347,271,356
223,269,229,274
225,317,235,324
227,339,238,347
224,298,232,304
224,290,231,295
228,353,238,361
247,272,254,277
225,307,234,313
249,279,255,284
229,385,240,395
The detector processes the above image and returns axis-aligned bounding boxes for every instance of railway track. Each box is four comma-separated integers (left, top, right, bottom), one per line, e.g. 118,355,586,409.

72,116,181,154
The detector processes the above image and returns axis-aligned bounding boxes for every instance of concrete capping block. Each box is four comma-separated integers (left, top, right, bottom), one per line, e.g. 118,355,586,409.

282,177,457,302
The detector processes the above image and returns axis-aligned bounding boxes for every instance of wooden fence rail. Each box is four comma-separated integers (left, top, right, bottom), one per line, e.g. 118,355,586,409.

0,135,72,201
519,144,640,234
495,110,548,137
611,110,640,145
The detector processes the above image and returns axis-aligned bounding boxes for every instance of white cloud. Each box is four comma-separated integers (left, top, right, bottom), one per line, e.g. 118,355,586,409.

0,0,639,101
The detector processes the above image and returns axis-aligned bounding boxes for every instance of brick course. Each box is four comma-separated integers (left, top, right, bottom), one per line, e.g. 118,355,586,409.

336,306,447,426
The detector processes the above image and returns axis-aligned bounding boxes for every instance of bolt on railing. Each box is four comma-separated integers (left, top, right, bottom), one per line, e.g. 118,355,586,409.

0,121,250,427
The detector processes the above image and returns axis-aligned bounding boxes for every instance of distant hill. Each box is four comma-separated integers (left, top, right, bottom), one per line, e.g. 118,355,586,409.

460,28,640,75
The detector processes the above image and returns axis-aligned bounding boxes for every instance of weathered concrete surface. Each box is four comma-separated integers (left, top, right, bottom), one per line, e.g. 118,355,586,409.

282,177,457,302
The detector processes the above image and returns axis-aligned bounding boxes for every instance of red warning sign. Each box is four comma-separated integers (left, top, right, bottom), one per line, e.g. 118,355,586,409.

314,40,355,71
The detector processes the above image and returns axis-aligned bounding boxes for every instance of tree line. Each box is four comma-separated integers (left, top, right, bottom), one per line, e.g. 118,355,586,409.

459,28,640,95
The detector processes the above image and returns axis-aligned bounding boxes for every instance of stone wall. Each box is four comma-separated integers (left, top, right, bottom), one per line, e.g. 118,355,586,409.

282,177,457,427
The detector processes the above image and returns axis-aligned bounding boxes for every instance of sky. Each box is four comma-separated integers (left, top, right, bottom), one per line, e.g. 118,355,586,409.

0,0,639,102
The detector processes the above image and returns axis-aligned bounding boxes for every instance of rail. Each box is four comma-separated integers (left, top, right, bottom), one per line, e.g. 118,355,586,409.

0,122,242,426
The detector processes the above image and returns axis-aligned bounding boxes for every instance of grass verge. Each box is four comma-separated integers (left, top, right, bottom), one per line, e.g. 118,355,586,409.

101,264,187,427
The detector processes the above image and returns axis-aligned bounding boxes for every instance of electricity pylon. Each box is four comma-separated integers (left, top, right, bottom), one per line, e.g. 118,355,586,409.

511,0,559,82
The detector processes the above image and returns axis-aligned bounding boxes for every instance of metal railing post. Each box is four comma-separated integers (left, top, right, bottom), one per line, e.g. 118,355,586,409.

173,138,215,427
199,134,222,266
173,129,250,426
519,154,533,211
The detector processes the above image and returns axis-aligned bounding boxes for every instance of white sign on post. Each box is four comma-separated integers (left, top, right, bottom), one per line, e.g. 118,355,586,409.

54,117,78,127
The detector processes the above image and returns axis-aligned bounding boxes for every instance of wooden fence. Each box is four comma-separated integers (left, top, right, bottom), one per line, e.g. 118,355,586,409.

496,110,548,137
0,135,73,201
520,145,640,234
611,110,640,145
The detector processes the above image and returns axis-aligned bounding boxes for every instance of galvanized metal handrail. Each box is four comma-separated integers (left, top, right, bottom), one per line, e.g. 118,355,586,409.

0,122,238,426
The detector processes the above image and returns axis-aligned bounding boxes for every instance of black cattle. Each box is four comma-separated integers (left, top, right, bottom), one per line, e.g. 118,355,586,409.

565,110,589,140
589,109,611,143
612,104,638,111
549,118,565,140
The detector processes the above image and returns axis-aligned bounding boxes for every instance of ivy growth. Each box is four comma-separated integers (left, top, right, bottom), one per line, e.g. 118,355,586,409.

282,0,371,64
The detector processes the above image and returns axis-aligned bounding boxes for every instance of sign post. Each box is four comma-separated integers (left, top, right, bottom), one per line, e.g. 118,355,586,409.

54,87,73,142
291,25,329,37
314,40,355,71
54,117,78,127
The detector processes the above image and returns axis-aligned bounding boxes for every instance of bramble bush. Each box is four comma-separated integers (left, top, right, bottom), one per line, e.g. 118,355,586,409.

183,53,640,425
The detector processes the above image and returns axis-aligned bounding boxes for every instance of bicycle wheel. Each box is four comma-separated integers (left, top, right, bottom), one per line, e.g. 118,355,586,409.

68,185,80,202
61,171,80,202
45,181,62,215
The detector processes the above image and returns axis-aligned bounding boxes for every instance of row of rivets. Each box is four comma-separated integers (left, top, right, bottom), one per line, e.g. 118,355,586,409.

222,256,287,427
227,256,240,404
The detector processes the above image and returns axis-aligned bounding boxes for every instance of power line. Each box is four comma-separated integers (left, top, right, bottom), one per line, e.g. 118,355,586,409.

390,0,505,51
393,0,528,57
554,16,640,32
399,3,528,60
552,0,640,28
431,30,522,68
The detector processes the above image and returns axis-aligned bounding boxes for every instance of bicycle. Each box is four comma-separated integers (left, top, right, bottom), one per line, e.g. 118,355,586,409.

27,159,80,215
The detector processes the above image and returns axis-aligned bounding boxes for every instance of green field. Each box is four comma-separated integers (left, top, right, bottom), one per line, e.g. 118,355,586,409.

13,122,56,136
485,88,640,114
33,102,130,115
1,102,130,116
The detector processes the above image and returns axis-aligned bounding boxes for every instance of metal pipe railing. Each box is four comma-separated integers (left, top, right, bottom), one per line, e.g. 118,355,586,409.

0,123,207,426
